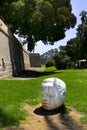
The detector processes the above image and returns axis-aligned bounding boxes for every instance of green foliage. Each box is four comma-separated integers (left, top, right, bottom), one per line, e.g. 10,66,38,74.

0,0,76,51
45,60,55,67
66,10,87,62
27,37,35,52
41,48,58,64
54,50,70,69
66,37,83,61
77,11,87,58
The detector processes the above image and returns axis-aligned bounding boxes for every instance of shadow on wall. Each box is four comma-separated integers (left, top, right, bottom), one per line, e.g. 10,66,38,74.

14,69,61,78
8,29,25,76
8,30,41,76
0,18,41,77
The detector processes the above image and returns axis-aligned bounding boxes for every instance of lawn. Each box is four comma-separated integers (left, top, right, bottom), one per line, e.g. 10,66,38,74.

0,66,87,127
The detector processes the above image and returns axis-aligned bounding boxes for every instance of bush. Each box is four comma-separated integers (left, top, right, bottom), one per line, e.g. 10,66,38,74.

54,53,70,70
45,60,55,67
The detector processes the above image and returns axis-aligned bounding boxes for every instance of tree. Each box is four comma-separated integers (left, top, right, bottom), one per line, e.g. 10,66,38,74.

76,10,87,59
63,10,87,68
66,38,83,61
54,50,70,70
41,48,58,64
0,0,76,51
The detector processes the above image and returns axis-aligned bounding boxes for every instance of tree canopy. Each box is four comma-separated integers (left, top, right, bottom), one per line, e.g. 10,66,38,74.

0,0,76,51
54,49,70,69
59,10,87,68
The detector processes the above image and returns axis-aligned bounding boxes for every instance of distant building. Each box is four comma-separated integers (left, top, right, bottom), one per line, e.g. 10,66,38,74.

78,59,87,68
75,59,87,68
0,18,41,78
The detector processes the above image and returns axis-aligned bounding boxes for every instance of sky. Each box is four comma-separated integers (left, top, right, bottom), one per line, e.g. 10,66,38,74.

34,0,87,55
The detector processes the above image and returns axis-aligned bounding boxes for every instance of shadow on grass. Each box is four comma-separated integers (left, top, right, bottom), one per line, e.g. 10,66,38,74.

59,113,83,130
34,104,67,116
0,107,19,127
15,70,61,78
34,104,83,130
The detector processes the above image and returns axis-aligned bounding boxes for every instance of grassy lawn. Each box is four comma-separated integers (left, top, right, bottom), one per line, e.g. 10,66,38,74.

0,66,87,127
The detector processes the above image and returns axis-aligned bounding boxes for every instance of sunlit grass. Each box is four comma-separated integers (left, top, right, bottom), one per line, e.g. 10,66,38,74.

0,67,87,127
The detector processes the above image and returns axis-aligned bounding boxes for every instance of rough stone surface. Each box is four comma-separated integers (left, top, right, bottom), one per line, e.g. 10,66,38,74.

0,18,41,78
41,78,66,110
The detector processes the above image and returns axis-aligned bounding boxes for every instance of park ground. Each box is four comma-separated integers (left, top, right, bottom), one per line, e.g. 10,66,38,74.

3,103,87,130
1,67,87,130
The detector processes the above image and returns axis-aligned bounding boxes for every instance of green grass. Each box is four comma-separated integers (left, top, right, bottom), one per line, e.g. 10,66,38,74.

0,66,87,127
0,79,42,127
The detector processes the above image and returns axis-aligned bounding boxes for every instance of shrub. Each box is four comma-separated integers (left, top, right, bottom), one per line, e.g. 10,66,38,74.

45,60,55,67
54,53,70,70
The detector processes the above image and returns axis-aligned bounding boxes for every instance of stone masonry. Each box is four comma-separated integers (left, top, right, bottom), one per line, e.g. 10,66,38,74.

0,18,41,78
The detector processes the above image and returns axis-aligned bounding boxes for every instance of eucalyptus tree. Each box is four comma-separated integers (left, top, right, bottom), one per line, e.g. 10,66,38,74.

76,10,87,59
0,0,76,52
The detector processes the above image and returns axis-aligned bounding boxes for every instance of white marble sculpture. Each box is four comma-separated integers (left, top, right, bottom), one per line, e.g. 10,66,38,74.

41,78,66,110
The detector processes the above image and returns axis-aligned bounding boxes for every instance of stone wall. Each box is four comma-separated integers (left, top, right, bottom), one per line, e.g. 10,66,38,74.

0,18,30,78
0,19,12,78
0,18,41,78
29,53,41,67
23,49,30,70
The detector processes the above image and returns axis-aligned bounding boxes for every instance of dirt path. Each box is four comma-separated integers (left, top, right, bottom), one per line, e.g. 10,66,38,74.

3,104,87,130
